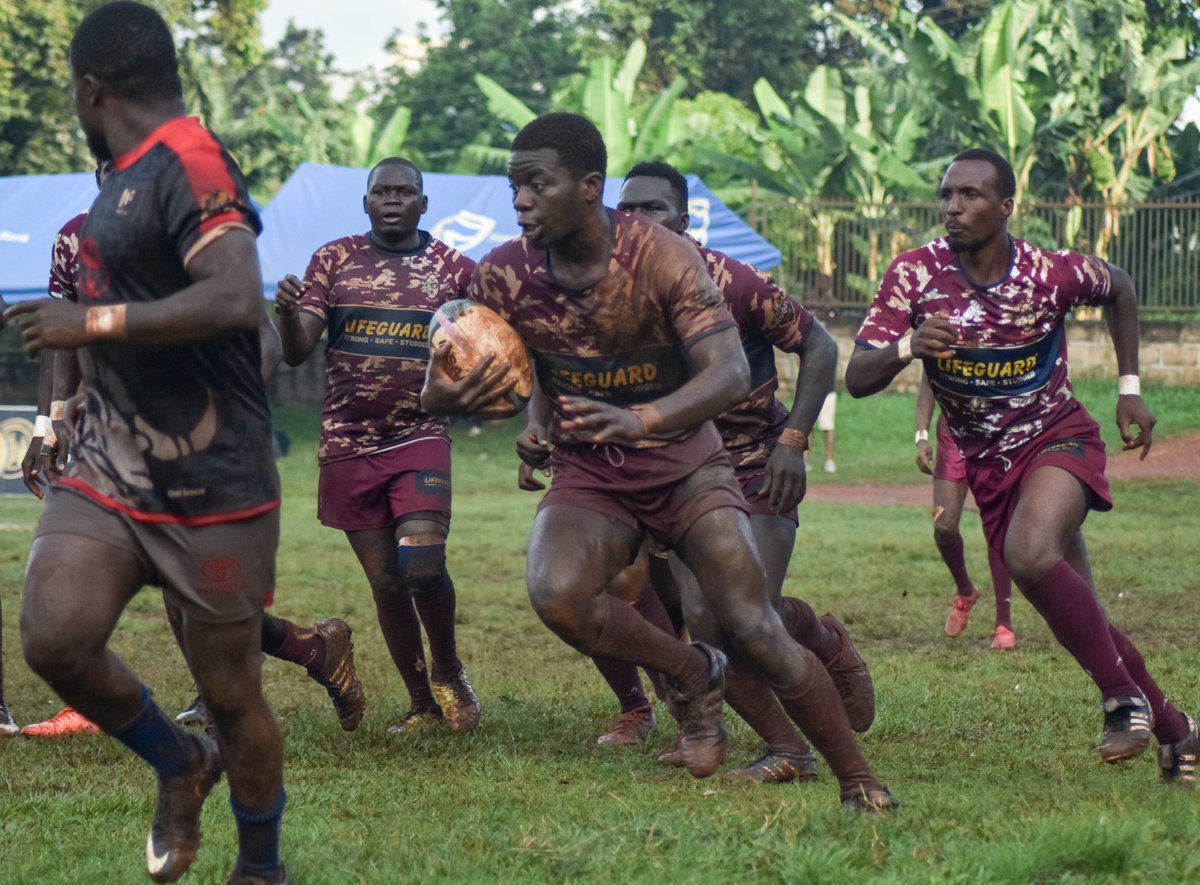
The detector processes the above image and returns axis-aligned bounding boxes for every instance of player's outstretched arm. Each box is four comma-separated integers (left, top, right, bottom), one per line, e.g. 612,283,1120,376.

845,312,957,398
914,370,936,475
273,273,325,366
3,229,265,353
1104,263,1155,459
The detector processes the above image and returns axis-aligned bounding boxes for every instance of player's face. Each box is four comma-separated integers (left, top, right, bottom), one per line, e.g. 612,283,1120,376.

507,148,597,251
616,177,687,233
71,69,112,162
364,164,427,245
939,160,1013,254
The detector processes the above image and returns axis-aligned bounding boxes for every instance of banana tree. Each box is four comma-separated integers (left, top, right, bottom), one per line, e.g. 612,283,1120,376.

468,39,689,177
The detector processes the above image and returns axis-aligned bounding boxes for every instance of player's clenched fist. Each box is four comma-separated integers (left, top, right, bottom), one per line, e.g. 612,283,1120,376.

274,274,311,316
3,298,90,355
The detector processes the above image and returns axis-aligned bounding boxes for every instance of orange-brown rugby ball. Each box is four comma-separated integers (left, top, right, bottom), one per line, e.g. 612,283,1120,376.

428,299,533,418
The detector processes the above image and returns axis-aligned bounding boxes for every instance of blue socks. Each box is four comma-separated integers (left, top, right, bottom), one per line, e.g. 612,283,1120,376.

110,685,197,779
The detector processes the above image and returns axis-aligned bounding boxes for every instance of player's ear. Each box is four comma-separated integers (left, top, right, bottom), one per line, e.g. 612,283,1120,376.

420,194,429,215
1001,197,1014,219
362,195,368,215
679,212,690,233
580,171,604,204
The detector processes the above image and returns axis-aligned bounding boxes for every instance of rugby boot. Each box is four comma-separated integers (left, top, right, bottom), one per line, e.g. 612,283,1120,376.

146,733,222,883
990,625,1017,651
175,695,217,739
597,705,657,746
309,618,366,731
0,703,18,736
1100,695,1154,763
667,643,727,779
656,732,686,768
725,750,819,784
227,863,289,884
388,706,444,736
944,589,979,637
431,668,481,733
819,615,876,733
1158,714,1198,789
20,707,99,737
842,785,901,814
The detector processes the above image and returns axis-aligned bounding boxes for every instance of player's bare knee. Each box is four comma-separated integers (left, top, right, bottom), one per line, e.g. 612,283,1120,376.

21,627,94,685
1004,534,1058,588
933,523,961,547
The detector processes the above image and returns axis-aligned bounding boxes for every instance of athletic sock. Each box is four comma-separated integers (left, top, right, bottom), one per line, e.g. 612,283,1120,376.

987,545,1013,629
592,657,650,713
110,685,199,780
261,615,326,673
1022,560,1141,699
937,532,975,594
630,584,676,700
412,570,462,683
231,791,286,878
374,589,435,709
777,597,839,664
717,644,808,757
768,658,881,800
588,596,708,696
1107,625,1189,744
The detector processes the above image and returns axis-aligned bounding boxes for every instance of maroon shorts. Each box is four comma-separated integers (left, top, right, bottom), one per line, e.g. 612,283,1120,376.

934,413,967,484
318,436,451,532
737,467,799,524
37,484,279,624
538,423,747,548
965,408,1112,556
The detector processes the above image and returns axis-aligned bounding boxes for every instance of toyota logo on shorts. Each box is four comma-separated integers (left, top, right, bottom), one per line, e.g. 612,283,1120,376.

201,556,242,582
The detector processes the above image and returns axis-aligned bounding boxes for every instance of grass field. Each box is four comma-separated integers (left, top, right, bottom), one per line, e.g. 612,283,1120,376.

1,378,1198,883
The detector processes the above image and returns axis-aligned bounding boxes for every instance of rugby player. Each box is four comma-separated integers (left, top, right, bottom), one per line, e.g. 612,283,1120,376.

915,370,1016,649
422,113,895,810
5,3,290,879
846,148,1197,786
561,160,874,784
274,157,481,734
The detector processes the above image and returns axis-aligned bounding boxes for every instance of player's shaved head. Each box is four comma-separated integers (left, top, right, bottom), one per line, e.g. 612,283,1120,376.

512,113,607,181
70,1,182,102
624,161,688,212
951,148,1016,200
369,157,423,191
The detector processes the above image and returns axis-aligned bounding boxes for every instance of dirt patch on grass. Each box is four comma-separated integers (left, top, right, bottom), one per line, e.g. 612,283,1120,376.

804,430,1200,507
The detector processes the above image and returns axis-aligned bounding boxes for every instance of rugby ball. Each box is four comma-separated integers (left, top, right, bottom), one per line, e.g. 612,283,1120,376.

428,299,533,418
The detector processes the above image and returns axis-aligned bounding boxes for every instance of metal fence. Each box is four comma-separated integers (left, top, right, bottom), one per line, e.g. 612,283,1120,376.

748,199,1200,315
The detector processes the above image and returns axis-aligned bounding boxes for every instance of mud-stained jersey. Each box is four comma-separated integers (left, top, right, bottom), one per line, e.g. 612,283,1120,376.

48,213,87,301
856,236,1113,462
468,211,734,449
295,232,474,463
63,116,279,524
696,239,815,469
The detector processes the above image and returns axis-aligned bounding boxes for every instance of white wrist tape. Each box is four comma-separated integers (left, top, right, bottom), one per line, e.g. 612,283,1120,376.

33,415,52,437
897,331,914,364
1118,375,1141,396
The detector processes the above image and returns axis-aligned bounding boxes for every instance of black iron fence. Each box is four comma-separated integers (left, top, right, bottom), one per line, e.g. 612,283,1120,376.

748,198,1200,315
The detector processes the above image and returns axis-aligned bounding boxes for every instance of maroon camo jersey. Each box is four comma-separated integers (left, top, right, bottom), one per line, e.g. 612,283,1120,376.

296,232,474,463
467,211,734,449
856,236,1113,462
48,212,87,301
695,238,815,470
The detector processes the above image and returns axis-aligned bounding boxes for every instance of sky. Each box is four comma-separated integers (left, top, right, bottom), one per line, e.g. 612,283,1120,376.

260,0,444,71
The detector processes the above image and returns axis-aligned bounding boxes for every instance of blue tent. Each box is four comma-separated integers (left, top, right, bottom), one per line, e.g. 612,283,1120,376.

1,163,781,302
258,162,781,295
0,172,97,302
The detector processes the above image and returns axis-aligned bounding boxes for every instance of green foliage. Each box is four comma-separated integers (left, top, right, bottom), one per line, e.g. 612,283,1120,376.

379,0,587,169
0,0,267,176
